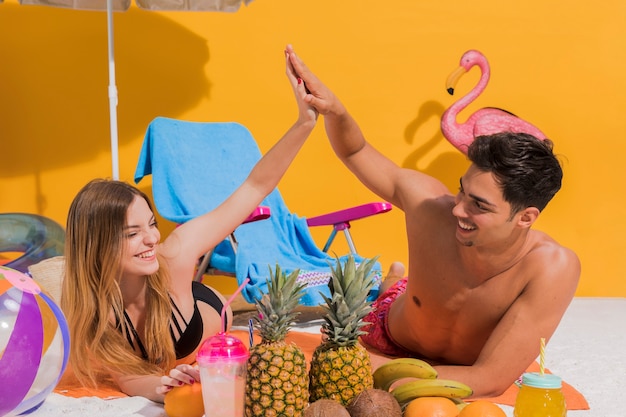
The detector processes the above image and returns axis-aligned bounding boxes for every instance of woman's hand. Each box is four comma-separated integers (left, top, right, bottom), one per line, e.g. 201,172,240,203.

285,46,318,126
285,44,346,117
156,363,201,395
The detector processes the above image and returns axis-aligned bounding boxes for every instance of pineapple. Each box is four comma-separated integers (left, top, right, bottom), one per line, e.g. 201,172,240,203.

245,265,309,417
308,255,378,406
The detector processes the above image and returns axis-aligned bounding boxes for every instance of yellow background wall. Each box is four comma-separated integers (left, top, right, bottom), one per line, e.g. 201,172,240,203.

1,1,624,296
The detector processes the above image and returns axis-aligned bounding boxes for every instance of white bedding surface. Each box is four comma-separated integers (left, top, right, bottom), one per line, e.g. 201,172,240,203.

27,297,626,417
500,297,626,417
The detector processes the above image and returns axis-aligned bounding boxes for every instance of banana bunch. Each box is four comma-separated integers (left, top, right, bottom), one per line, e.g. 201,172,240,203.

372,358,473,406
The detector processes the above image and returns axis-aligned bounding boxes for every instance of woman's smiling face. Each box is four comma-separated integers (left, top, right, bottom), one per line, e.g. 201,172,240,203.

121,195,161,280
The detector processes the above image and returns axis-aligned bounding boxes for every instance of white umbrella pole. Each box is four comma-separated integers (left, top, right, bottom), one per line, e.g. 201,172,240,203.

107,0,120,180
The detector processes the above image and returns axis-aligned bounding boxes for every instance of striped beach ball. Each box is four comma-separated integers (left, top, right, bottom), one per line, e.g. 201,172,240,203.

0,266,70,417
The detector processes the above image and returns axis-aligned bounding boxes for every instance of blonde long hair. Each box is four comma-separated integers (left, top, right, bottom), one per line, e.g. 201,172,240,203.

61,179,176,387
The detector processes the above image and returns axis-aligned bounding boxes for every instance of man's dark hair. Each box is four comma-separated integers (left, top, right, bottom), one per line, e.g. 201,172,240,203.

468,132,563,215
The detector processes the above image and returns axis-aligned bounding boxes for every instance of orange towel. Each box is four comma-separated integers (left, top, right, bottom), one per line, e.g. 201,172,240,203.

231,331,589,410
54,330,589,410
55,364,127,399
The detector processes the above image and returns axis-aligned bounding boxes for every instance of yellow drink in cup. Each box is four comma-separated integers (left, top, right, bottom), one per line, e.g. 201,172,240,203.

514,372,567,417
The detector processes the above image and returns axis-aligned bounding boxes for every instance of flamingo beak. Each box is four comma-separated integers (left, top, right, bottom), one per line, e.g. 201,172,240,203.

445,66,468,95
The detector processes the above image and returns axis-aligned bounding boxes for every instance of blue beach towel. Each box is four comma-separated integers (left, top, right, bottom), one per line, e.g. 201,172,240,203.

134,117,381,305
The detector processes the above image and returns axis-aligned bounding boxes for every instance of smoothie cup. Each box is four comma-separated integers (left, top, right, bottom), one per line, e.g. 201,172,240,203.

197,332,248,417
197,278,250,417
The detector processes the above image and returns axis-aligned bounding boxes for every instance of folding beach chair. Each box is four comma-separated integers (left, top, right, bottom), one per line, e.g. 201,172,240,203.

134,117,392,306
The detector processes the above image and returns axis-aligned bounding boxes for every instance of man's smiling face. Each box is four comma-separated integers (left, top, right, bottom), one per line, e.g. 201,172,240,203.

452,164,517,248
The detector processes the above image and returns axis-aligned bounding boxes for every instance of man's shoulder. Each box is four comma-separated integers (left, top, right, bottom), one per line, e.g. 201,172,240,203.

524,231,581,279
528,230,578,259
396,169,453,208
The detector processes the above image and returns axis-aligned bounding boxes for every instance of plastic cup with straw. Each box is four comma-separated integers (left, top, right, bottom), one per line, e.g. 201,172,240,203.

197,279,250,417
513,337,567,415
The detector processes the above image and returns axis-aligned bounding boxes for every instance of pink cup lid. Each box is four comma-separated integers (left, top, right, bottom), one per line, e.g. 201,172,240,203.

197,332,248,364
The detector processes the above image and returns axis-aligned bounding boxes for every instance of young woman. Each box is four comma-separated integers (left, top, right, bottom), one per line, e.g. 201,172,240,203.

61,47,317,402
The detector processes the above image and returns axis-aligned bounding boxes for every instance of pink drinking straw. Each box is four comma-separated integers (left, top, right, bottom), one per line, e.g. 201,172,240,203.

220,278,250,333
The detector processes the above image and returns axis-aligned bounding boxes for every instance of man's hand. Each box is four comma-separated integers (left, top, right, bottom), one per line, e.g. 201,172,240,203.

285,44,347,117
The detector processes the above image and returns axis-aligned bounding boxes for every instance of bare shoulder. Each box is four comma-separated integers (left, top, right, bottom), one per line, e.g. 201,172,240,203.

394,167,452,210
525,231,580,289
529,231,579,266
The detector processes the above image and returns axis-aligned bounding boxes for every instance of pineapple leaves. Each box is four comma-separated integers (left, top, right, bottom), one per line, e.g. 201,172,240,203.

319,254,379,347
252,264,306,343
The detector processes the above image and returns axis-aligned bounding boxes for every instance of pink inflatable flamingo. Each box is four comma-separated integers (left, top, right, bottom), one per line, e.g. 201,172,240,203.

440,50,546,154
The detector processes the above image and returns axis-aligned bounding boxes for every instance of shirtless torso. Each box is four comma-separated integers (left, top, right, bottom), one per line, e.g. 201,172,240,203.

380,165,580,396
388,192,569,365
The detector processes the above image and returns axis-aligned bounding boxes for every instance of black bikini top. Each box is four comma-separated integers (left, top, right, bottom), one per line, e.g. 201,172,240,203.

121,281,225,360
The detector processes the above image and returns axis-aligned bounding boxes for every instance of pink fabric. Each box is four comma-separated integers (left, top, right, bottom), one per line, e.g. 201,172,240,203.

361,278,414,357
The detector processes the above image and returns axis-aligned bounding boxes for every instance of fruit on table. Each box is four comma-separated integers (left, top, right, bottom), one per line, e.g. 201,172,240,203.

308,255,378,405
163,382,204,417
371,354,472,408
404,396,460,417
373,357,438,391
391,378,473,406
304,399,350,417
458,399,506,417
245,265,309,417
346,388,402,417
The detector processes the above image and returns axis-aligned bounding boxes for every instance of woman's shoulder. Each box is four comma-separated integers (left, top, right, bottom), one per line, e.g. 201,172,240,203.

191,281,227,311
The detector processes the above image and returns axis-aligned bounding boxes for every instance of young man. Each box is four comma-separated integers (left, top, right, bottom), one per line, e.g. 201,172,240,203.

287,45,580,398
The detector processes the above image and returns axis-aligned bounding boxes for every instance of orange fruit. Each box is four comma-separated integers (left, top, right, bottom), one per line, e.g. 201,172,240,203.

163,382,204,417
404,397,459,417
458,400,506,417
